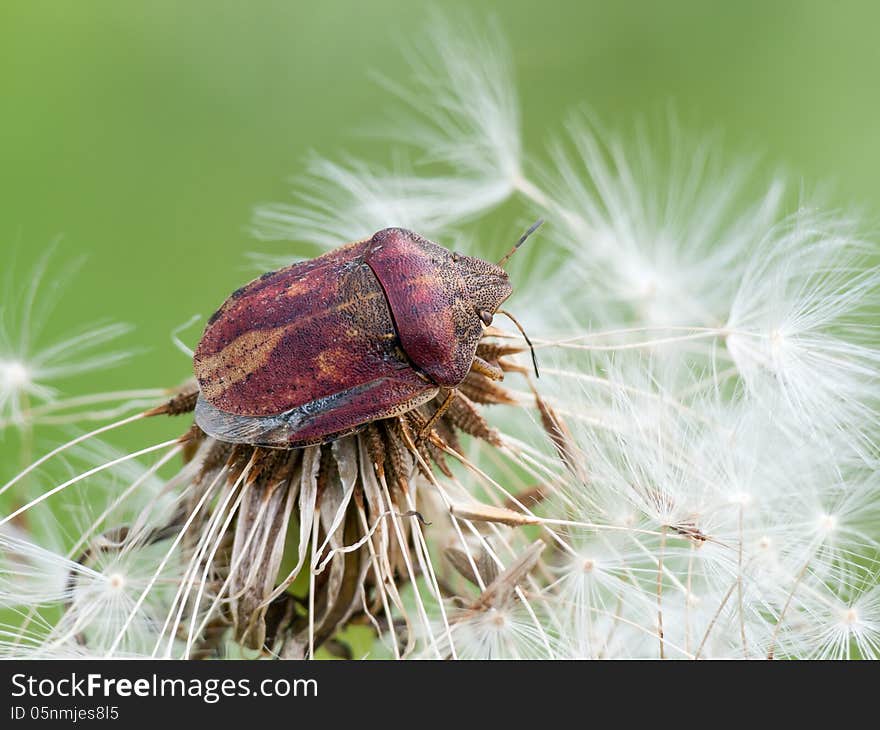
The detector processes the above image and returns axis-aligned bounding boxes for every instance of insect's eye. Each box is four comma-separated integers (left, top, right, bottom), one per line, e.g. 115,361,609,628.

479,310,494,326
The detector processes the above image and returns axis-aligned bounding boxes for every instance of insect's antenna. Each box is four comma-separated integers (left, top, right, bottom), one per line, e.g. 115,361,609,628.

497,219,544,268
496,309,539,379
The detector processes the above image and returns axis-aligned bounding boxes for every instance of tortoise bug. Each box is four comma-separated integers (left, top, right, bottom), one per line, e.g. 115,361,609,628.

193,224,540,449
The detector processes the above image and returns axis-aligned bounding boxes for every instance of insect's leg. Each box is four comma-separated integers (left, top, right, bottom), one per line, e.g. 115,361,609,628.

469,356,504,381
418,389,458,440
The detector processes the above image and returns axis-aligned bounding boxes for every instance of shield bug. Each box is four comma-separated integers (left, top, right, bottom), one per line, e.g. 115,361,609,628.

193,224,540,448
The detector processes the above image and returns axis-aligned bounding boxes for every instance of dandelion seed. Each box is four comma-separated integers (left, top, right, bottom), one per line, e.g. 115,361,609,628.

538,117,786,330
252,16,524,260
0,244,133,432
778,571,880,660
0,531,183,656
3,18,879,661
385,14,522,199
252,158,509,255
725,213,880,452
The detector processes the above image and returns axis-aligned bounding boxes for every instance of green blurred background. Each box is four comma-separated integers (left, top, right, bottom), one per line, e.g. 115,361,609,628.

2,0,880,465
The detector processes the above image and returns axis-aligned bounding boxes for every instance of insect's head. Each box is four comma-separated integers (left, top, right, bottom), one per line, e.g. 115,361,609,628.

454,253,512,327
455,219,544,328
476,220,544,378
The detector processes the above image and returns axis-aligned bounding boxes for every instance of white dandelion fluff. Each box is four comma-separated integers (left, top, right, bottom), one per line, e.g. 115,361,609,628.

252,15,524,256
385,14,523,200
0,245,133,431
2,16,879,660
725,212,880,452
539,116,786,328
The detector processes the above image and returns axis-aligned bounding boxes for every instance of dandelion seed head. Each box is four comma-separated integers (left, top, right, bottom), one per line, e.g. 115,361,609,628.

4,17,880,661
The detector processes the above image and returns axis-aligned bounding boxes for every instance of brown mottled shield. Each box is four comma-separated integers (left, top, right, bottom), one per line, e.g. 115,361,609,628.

193,228,512,448
193,238,438,447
